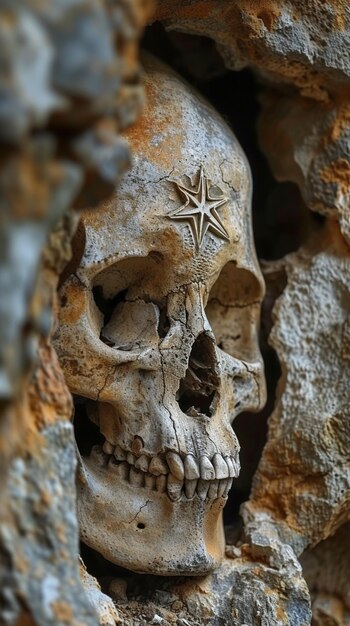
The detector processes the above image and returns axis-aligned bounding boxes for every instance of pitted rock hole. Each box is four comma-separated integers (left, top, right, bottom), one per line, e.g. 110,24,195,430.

177,332,220,418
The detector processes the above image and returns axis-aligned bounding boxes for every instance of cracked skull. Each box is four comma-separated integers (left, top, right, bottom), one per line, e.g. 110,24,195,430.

53,55,266,575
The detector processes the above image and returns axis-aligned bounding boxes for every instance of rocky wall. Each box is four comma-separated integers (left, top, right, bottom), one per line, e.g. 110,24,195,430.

0,1,152,624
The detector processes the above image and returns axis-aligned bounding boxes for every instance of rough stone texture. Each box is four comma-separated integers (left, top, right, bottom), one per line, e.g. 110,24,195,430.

0,139,82,476
244,222,350,554
142,5,350,624
258,93,350,244
0,0,148,141
0,1,151,625
301,524,350,626
80,560,122,626
0,0,150,470
105,548,310,625
155,0,350,100
0,420,97,626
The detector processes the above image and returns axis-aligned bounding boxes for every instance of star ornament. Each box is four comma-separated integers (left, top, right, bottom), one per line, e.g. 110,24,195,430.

169,166,230,250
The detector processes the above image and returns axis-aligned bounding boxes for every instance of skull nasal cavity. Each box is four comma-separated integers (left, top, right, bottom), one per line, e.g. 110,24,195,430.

177,333,220,418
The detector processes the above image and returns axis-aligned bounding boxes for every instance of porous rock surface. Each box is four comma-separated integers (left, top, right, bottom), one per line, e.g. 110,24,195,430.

156,0,350,100
0,0,149,470
1,420,97,626
105,547,310,626
246,223,350,552
301,523,350,626
258,92,350,244
0,1,151,625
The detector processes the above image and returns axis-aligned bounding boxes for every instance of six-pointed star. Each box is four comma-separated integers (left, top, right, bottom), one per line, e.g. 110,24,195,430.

170,166,230,250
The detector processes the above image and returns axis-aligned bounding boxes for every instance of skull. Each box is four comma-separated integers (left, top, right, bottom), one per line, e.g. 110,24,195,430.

53,55,266,575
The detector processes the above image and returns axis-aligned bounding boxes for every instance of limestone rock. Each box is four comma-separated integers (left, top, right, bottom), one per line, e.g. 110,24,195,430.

247,222,350,552
156,0,350,101
0,421,97,626
0,0,149,465
258,92,350,243
80,561,121,625
302,524,350,625
0,1,151,624
102,547,310,625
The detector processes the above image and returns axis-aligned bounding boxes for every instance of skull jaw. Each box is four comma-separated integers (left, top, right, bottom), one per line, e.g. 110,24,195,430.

77,460,226,576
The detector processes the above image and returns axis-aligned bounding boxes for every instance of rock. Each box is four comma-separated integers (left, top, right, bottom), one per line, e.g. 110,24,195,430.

81,561,121,625
247,222,350,553
0,421,98,626
0,1,151,624
156,0,350,101
301,523,350,625
258,91,350,244
115,551,310,625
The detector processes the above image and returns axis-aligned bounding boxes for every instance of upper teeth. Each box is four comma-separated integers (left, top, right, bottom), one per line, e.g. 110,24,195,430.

94,441,239,502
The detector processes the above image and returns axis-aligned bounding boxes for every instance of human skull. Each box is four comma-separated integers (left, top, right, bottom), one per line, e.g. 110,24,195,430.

53,55,266,575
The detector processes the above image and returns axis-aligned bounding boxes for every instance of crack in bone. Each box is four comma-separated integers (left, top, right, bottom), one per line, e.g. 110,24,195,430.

128,500,151,525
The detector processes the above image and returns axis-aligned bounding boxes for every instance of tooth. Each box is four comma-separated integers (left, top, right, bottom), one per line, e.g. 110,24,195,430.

233,457,240,477
217,478,227,498
90,445,107,466
223,477,233,497
134,454,149,473
109,460,128,480
166,452,184,480
167,474,183,501
127,452,135,466
103,441,114,455
197,478,210,501
208,479,219,500
184,455,200,479
145,474,156,490
155,474,167,493
184,478,197,499
225,456,235,478
149,456,168,476
129,467,144,487
212,453,229,479
199,456,215,480
114,445,126,461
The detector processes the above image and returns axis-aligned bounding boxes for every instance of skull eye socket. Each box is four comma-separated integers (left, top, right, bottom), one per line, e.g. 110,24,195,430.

205,262,263,363
91,256,164,350
92,286,128,333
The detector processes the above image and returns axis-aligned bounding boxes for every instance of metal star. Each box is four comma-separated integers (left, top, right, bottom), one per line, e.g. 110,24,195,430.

169,166,230,250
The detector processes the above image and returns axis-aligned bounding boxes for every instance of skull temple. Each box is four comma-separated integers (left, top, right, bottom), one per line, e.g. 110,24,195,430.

53,55,266,575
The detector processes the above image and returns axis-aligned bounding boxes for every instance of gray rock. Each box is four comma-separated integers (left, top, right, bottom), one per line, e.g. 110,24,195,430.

0,421,98,626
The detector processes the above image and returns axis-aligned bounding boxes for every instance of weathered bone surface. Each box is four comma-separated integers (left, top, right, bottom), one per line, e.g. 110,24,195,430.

53,55,266,575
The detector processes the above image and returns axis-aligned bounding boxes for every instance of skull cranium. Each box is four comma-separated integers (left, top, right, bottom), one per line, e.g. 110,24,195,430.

53,55,266,575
